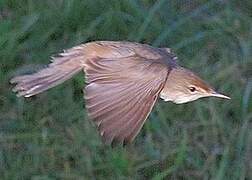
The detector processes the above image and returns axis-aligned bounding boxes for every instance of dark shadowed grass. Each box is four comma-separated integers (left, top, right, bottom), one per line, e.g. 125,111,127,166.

0,0,252,179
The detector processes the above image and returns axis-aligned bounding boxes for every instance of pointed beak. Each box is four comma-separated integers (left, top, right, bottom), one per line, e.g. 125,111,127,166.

209,91,231,100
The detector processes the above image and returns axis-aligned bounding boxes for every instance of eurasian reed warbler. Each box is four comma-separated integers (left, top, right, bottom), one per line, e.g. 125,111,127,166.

11,41,230,145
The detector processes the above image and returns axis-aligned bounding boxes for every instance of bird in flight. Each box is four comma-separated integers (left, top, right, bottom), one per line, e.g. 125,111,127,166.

11,41,230,145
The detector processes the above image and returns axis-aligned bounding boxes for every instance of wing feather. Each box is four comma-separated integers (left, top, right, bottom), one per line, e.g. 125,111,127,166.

84,55,169,144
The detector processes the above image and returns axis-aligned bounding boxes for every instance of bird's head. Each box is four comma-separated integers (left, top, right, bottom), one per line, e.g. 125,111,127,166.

160,67,230,104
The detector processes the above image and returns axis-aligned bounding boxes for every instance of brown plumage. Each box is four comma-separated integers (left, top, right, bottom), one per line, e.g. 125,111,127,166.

10,41,230,145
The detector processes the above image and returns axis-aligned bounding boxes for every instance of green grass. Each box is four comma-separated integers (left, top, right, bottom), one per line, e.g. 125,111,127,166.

0,0,252,179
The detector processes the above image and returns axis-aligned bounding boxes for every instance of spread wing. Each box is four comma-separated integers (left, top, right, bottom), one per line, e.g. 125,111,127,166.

84,54,169,145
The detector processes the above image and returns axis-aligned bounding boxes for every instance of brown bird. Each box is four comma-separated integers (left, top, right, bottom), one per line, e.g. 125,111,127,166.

10,41,230,145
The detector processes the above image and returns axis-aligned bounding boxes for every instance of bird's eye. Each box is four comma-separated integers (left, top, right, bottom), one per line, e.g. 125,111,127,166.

189,86,196,93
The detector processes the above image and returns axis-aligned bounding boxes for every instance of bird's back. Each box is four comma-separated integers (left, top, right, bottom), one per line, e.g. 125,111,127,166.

84,41,178,68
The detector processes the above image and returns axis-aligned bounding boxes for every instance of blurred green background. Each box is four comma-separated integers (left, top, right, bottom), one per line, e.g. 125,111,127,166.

0,0,252,179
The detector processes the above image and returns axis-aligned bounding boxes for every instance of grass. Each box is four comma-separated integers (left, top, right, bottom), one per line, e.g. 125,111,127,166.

0,0,252,179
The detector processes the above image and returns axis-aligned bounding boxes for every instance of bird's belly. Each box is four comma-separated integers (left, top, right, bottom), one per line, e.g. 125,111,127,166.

159,91,172,102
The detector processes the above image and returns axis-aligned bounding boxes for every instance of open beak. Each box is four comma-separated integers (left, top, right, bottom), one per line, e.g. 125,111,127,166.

210,91,231,100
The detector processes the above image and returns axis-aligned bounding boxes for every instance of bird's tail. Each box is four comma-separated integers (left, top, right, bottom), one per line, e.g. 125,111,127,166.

10,45,85,97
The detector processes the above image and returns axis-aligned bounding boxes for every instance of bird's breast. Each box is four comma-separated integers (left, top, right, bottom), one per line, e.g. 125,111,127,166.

159,90,173,102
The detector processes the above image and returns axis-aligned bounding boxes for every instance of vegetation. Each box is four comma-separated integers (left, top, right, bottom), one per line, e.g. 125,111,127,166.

0,0,251,179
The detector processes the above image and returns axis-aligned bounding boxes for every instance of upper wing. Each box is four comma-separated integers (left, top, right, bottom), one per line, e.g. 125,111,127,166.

84,54,169,145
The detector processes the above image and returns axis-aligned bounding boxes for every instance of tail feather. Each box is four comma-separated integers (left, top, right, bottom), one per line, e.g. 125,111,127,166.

10,46,85,97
